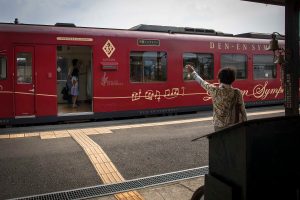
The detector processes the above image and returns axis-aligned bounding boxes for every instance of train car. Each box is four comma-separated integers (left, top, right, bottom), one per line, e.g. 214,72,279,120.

0,22,287,126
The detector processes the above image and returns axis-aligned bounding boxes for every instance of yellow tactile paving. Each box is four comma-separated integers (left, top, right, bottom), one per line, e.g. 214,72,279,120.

55,133,70,138
81,128,98,135
10,133,25,138
40,131,56,139
54,130,70,138
109,126,126,130
0,108,286,141
69,130,143,200
115,191,144,200
0,134,9,139
25,132,40,137
94,128,113,134
137,123,157,127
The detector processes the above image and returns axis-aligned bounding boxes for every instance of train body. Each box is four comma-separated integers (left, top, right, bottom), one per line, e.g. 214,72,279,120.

0,23,289,126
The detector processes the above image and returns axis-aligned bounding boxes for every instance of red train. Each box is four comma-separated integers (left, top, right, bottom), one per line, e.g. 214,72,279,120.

0,22,288,126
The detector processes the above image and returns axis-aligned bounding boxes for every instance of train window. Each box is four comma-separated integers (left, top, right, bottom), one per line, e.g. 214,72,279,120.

16,53,32,83
130,51,167,82
253,55,276,80
0,57,7,79
183,53,214,80
221,54,247,79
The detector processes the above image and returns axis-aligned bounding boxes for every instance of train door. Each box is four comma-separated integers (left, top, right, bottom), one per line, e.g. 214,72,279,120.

14,46,35,116
56,45,92,114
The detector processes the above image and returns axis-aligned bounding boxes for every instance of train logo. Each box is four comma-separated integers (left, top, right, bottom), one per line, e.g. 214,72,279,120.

101,72,123,86
102,40,115,58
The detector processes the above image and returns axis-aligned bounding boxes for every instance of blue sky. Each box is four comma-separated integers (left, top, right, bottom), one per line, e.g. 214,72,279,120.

0,0,284,35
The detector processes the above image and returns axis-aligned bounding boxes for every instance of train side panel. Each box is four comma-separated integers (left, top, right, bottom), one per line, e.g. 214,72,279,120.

0,23,292,126
35,45,57,116
93,35,203,114
93,34,284,115
0,32,14,122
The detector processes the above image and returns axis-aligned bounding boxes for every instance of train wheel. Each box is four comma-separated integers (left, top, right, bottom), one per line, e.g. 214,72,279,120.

191,185,204,200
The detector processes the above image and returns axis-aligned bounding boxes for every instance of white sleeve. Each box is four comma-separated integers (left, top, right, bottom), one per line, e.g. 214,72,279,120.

191,71,216,95
191,71,205,85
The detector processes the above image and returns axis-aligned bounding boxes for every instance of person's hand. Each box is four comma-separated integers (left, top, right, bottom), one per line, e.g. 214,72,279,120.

185,64,195,74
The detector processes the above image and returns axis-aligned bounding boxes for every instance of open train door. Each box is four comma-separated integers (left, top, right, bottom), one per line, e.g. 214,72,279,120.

56,45,92,114
14,46,35,117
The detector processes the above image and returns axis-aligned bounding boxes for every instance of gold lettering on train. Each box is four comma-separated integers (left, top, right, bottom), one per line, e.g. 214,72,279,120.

218,42,222,50
144,90,161,101
203,94,212,101
251,81,283,99
130,82,285,102
209,42,270,51
241,90,249,97
236,43,241,50
56,37,93,42
202,81,283,101
131,87,185,102
164,88,182,99
132,89,142,101
224,43,230,50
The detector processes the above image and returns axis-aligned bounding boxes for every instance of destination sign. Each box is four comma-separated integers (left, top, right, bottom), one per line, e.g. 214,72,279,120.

137,39,160,46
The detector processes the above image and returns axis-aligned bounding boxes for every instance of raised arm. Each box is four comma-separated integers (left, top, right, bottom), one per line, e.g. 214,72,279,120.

185,64,216,94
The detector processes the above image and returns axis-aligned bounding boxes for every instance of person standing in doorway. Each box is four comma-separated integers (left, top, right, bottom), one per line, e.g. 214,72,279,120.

186,64,247,131
71,59,79,108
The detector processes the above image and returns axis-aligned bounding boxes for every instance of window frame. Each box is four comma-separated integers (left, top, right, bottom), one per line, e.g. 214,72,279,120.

220,53,248,80
16,52,33,84
183,52,214,81
253,54,277,80
0,56,7,80
130,51,167,83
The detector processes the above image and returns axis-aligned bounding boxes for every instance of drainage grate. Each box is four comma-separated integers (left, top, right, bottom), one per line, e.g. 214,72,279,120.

11,166,208,200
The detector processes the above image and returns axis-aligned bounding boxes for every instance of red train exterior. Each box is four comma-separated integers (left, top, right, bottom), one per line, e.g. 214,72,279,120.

0,23,288,126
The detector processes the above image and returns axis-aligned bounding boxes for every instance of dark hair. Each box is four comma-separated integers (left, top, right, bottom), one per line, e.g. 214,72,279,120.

218,67,236,85
72,59,78,67
71,68,79,77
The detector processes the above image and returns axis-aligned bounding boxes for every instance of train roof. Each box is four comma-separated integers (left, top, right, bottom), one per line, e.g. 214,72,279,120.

235,32,285,40
130,24,286,40
0,21,283,40
129,24,234,36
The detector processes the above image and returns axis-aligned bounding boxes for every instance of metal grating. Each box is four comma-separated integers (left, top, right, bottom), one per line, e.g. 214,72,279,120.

10,166,208,200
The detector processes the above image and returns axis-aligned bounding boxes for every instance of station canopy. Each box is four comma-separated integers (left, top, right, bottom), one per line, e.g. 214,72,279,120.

243,0,284,6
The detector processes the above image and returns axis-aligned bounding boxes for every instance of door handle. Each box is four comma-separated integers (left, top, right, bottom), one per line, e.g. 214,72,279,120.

29,88,34,92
